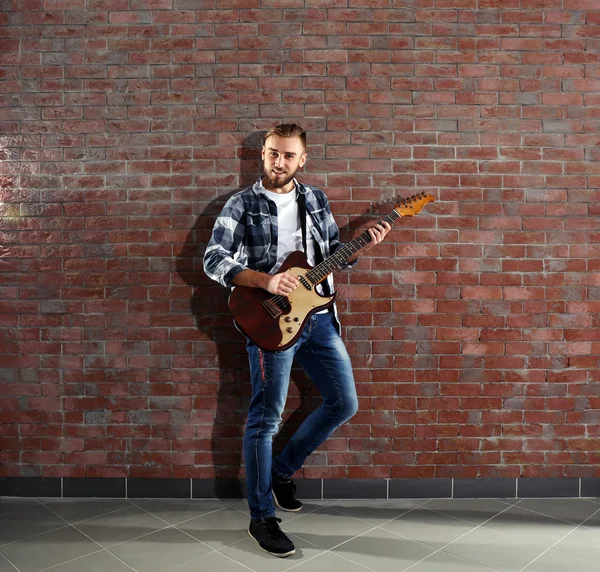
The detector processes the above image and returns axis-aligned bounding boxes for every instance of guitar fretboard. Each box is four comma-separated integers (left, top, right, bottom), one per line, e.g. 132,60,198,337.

306,208,402,286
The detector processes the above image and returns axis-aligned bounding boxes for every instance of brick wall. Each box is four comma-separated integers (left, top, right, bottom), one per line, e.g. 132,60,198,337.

1,0,600,481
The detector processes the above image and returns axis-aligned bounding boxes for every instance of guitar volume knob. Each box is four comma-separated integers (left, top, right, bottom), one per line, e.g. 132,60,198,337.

286,327,294,333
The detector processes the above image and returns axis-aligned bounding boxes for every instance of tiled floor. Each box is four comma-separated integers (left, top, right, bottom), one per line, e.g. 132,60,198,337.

2,497,600,572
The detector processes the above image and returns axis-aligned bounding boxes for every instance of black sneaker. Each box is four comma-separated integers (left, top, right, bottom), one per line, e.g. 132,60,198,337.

272,471,303,512
248,516,296,557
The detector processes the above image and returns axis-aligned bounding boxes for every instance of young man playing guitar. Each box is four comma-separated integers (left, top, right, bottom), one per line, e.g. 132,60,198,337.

203,124,390,558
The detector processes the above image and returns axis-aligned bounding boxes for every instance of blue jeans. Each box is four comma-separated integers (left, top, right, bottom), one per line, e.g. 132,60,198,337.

243,311,358,520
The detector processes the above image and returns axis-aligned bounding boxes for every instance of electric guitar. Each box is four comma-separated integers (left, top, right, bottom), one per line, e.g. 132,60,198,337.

228,192,435,352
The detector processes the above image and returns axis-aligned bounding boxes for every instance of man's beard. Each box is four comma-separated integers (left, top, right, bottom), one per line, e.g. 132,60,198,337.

262,165,297,189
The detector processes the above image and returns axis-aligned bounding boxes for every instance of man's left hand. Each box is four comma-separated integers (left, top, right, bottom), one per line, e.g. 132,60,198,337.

352,220,392,259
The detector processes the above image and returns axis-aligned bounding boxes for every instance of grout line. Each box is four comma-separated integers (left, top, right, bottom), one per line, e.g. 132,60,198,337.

0,498,43,520
282,499,493,572
37,499,136,526
35,504,139,572
130,497,281,568
517,502,600,572
7,496,600,572
506,499,597,527
283,502,431,572
39,550,106,572
0,551,23,572
0,523,72,549
134,499,227,529
218,550,256,572
399,499,518,572
323,551,378,572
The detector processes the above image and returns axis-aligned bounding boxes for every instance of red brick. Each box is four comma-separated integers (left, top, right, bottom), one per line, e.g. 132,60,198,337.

3,1,600,480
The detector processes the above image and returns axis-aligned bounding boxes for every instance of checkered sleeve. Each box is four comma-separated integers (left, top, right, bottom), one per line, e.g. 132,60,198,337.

203,194,248,288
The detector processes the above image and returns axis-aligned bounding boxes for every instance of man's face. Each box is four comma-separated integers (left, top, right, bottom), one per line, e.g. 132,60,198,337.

261,135,307,191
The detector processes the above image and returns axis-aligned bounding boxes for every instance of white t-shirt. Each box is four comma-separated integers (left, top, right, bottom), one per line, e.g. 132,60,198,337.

264,188,328,306
265,188,303,273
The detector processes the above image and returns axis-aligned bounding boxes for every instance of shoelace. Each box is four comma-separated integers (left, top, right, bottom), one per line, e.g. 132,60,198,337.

263,516,284,539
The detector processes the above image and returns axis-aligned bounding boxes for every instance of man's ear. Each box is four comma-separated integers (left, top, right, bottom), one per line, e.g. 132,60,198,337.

261,146,266,161
299,152,307,168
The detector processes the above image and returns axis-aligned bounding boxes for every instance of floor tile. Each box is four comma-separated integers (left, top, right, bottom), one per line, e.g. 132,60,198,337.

0,554,20,572
442,526,552,572
40,550,134,572
108,527,213,572
515,498,600,525
521,549,600,572
214,499,248,510
289,551,379,572
280,506,375,550
276,500,340,526
332,526,435,572
133,499,226,525
164,550,253,572
574,511,600,528
40,499,134,525
482,504,577,545
0,497,599,572
0,498,41,517
0,505,68,546
0,526,100,572
379,507,477,549
409,551,497,572
551,525,600,565
74,505,169,548
422,499,513,525
176,507,250,550
216,499,248,509
326,499,419,526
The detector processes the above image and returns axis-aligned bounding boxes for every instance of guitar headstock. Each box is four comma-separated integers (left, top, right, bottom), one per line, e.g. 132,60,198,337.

394,192,435,217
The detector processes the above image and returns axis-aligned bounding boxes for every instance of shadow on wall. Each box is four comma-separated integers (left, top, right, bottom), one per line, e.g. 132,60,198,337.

175,131,322,494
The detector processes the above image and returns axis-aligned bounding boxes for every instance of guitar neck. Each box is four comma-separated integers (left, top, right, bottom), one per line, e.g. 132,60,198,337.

306,208,402,286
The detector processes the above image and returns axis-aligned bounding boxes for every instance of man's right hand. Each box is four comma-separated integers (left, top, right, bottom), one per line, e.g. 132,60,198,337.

231,269,299,296
266,272,299,296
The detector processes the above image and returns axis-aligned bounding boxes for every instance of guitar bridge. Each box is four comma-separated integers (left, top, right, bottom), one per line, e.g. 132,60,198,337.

262,296,290,319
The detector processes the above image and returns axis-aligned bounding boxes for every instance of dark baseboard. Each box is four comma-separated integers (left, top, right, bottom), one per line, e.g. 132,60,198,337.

0,477,594,499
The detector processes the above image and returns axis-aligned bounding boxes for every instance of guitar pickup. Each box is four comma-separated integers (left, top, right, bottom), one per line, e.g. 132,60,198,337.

299,276,312,290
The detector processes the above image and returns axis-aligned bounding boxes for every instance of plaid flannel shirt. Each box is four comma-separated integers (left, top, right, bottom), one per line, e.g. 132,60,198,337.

203,178,354,326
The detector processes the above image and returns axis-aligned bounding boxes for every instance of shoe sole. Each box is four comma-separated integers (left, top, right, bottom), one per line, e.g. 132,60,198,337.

272,490,303,512
248,529,296,557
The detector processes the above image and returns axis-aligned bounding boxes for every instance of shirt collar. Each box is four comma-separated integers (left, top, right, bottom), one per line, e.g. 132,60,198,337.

253,177,303,196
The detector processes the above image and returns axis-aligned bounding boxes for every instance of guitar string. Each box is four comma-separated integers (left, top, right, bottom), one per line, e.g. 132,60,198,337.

265,193,427,313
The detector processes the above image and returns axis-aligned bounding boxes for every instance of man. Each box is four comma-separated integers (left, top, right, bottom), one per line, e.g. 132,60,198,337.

203,124,390,557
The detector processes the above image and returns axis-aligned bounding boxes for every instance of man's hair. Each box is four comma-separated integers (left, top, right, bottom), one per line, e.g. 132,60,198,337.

264,123,306,150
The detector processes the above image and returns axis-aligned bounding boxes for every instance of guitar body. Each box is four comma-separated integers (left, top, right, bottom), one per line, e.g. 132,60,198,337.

228,251,336,352
227,193,435,353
